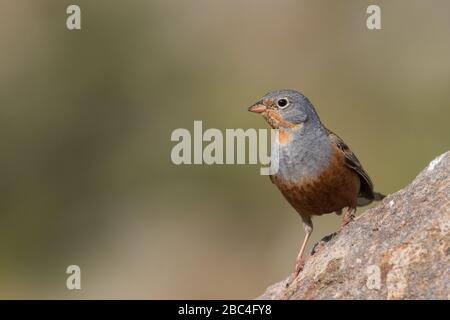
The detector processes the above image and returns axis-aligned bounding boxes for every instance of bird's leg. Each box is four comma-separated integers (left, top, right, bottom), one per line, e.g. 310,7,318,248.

338,206,356,232
286,217,313,287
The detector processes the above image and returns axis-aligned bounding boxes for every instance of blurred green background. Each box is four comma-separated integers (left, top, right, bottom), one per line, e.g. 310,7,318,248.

0,0,449,299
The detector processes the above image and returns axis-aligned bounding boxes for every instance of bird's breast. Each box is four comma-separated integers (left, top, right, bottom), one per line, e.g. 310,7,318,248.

272,146,360,217
272,130,332,181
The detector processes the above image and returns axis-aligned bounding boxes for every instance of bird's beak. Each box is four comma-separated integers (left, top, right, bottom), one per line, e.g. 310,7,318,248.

248,102,267,113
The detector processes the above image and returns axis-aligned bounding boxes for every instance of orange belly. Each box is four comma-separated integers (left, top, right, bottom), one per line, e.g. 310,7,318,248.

272,149,360,217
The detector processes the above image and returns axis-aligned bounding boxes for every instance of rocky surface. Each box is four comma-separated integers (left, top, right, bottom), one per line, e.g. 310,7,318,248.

258,151,450,300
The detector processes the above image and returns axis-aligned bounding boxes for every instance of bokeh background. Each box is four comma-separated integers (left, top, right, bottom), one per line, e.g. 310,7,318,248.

0,0,449,299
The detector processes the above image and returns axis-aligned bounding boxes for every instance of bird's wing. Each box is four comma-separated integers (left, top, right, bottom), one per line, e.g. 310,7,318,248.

326,128,374,200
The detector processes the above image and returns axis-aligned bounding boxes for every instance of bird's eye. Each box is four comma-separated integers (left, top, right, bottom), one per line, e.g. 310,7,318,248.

277,98,289,109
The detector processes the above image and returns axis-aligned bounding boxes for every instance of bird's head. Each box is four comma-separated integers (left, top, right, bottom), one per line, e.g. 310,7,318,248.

248,89,321,130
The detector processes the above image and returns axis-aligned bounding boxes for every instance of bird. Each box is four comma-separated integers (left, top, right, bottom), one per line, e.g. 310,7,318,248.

248,89,385,285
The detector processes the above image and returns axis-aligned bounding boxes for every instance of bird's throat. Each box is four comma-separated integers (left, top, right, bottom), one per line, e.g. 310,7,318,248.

277,128,300,145
263,109,299,130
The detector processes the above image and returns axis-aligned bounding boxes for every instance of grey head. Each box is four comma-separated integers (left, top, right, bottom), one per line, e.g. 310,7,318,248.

248,89,332,180
248,89,323,129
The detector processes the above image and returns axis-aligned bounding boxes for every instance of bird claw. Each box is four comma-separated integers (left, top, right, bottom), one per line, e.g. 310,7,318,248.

285,260,305,288
338,218,354,233
338,209,356,233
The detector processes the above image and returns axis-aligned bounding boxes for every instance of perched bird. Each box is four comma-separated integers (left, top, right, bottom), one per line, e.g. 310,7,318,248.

248,89,384,284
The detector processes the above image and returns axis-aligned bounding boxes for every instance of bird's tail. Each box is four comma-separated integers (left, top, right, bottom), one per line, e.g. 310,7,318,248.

356,191,386,207
373,192,386,201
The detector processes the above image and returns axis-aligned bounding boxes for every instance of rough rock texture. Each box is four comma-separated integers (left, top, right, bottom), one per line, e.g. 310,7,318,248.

258,151,450,300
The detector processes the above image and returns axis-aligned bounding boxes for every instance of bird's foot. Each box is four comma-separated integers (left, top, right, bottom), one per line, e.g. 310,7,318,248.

285,259,305,288
337,209,355,233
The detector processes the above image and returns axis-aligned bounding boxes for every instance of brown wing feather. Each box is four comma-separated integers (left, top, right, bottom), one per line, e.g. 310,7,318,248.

326,128,375,201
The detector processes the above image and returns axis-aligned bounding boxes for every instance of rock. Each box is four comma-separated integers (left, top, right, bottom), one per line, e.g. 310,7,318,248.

258,151,450,300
